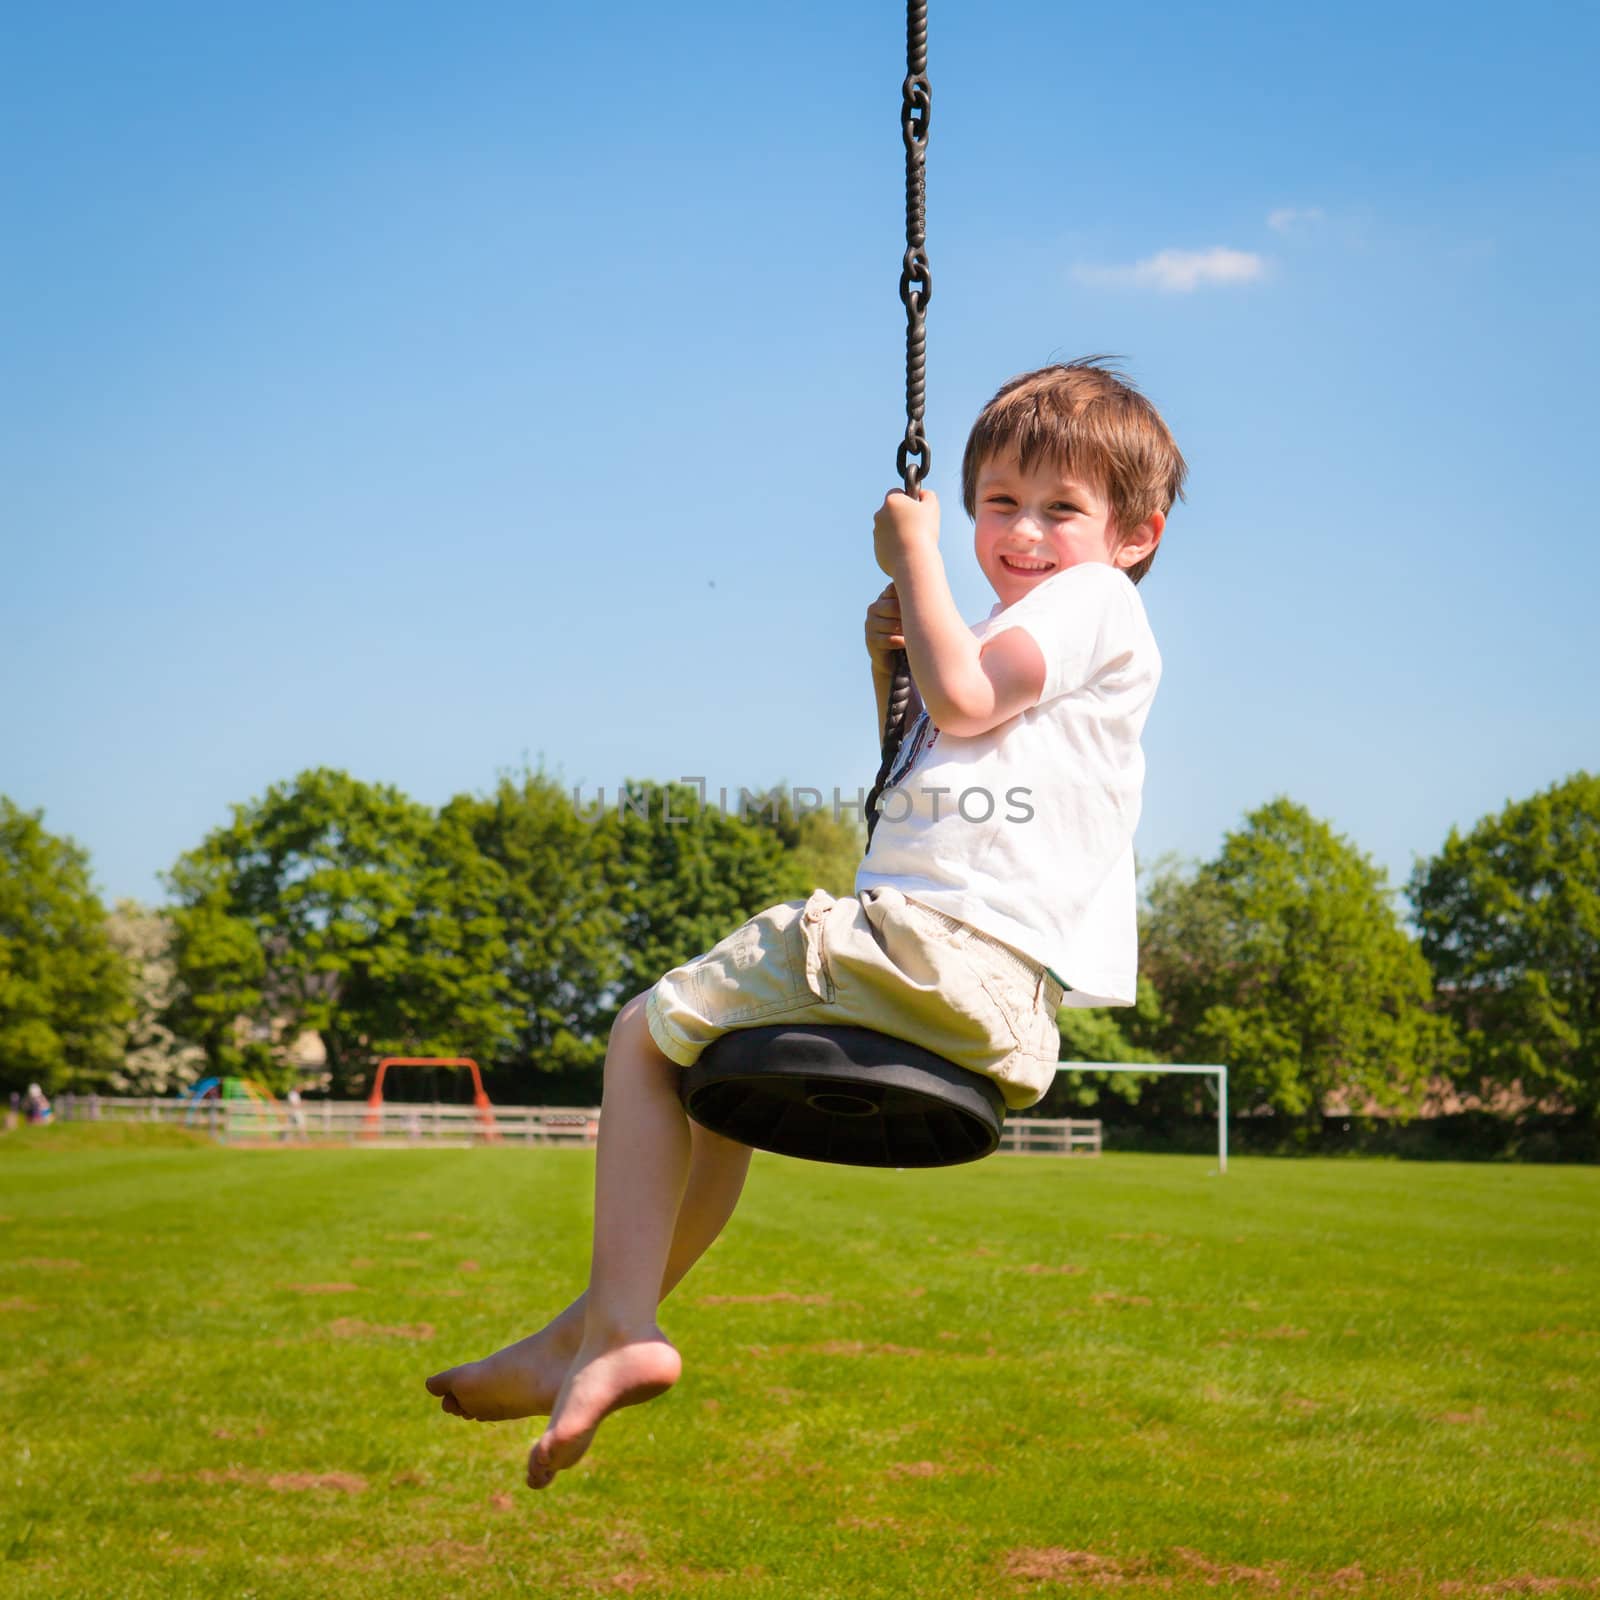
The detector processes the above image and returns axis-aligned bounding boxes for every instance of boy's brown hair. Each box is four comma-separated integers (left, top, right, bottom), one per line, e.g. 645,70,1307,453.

961,359,1187,584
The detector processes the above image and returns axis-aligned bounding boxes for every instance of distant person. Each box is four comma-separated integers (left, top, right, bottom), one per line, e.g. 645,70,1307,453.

4,1090,19,1132
425,361,1184,1492
285,1086,307,1141
24,1083,52,1125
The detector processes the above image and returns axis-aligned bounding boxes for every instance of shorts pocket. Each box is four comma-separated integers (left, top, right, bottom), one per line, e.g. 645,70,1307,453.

684,899,819,1027
970,964,1032,1055
928,926,1025,1058
962,936,1062,1066
799,888,837,1003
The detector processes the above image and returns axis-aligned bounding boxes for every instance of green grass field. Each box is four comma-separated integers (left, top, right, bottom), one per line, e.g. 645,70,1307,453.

2,1127,1597,1599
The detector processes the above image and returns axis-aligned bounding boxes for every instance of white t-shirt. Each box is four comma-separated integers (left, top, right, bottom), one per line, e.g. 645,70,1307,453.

855,562,1160,1007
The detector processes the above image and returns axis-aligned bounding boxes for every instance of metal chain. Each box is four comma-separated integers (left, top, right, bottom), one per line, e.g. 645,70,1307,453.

867,0,931,845
897,0,932,493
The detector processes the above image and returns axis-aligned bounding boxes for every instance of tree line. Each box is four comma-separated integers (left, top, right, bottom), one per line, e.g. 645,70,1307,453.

2,768,1596,1127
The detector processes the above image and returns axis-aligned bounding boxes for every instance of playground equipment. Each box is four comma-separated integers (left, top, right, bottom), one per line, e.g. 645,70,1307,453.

184,1075,283,1135
363,1057,500,1143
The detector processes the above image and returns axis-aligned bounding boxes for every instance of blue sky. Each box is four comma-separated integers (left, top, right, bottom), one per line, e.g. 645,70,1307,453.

4,1,1596,916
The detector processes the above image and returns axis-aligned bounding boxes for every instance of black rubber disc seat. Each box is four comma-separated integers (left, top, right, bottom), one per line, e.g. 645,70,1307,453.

680,1024,1005,1167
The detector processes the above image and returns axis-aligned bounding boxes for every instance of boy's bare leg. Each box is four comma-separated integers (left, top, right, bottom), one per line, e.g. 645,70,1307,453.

425,1107,752,1421
517,991,692,1488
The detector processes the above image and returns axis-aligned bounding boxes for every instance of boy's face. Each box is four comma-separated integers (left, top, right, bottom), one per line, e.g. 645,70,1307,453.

973,451,1127,607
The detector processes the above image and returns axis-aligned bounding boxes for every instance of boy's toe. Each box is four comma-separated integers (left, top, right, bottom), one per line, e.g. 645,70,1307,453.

526,1437,555,1485
426,1367,473,1417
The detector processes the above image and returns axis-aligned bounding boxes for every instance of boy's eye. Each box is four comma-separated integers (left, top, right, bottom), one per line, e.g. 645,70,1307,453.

1051,503,1078,515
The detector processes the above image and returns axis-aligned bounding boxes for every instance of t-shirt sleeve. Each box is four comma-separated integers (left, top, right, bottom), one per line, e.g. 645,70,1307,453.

982,564,1138,705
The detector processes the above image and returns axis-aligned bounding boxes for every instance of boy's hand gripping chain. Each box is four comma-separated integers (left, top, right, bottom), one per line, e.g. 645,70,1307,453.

865,0,932,845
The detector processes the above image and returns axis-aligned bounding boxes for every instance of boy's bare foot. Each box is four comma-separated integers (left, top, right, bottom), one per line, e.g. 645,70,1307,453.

425,1319,584,1422
525,1328,681,1490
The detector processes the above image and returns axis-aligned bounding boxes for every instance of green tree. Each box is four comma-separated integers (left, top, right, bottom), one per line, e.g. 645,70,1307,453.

1137,800,1454,1120
1408,771,1600,1117
592,780,809,1004
443,771,622,1079
165,769,513,1095
741,785,868,899
0,799,132,1094
790,809,868,900
164,889,268,1081
1042,977,1169,1114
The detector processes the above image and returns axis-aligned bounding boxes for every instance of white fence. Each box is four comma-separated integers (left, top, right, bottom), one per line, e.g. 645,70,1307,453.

998,1117,1101,1157
53,1095,596,1149
54,1095,1101,1158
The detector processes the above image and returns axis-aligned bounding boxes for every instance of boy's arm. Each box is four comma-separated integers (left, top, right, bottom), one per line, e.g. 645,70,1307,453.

875,490,1046,738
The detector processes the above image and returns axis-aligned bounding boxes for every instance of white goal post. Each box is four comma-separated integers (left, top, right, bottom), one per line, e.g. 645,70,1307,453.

1054,1061,1230,1173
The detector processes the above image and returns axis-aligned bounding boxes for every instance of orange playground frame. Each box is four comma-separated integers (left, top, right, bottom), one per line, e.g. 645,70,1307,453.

364,1056,500,1143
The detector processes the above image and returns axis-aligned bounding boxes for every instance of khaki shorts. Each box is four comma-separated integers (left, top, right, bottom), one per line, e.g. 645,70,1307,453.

644,886,1064,1111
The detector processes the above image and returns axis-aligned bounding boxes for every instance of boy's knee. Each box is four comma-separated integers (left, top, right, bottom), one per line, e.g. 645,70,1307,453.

609,988,689,1075
610,991,652,1039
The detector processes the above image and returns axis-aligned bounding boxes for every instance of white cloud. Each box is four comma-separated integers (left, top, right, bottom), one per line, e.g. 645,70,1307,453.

1072,246,1268,294
1267,206,1325,234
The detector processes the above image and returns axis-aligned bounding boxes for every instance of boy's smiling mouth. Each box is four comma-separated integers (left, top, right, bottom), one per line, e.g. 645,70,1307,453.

999,555,1055,573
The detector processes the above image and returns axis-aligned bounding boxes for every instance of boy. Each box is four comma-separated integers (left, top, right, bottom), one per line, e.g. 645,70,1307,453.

426,359,1186,1490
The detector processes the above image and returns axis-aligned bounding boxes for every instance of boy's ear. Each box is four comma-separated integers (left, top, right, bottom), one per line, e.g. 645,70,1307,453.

1115,509,1165,570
